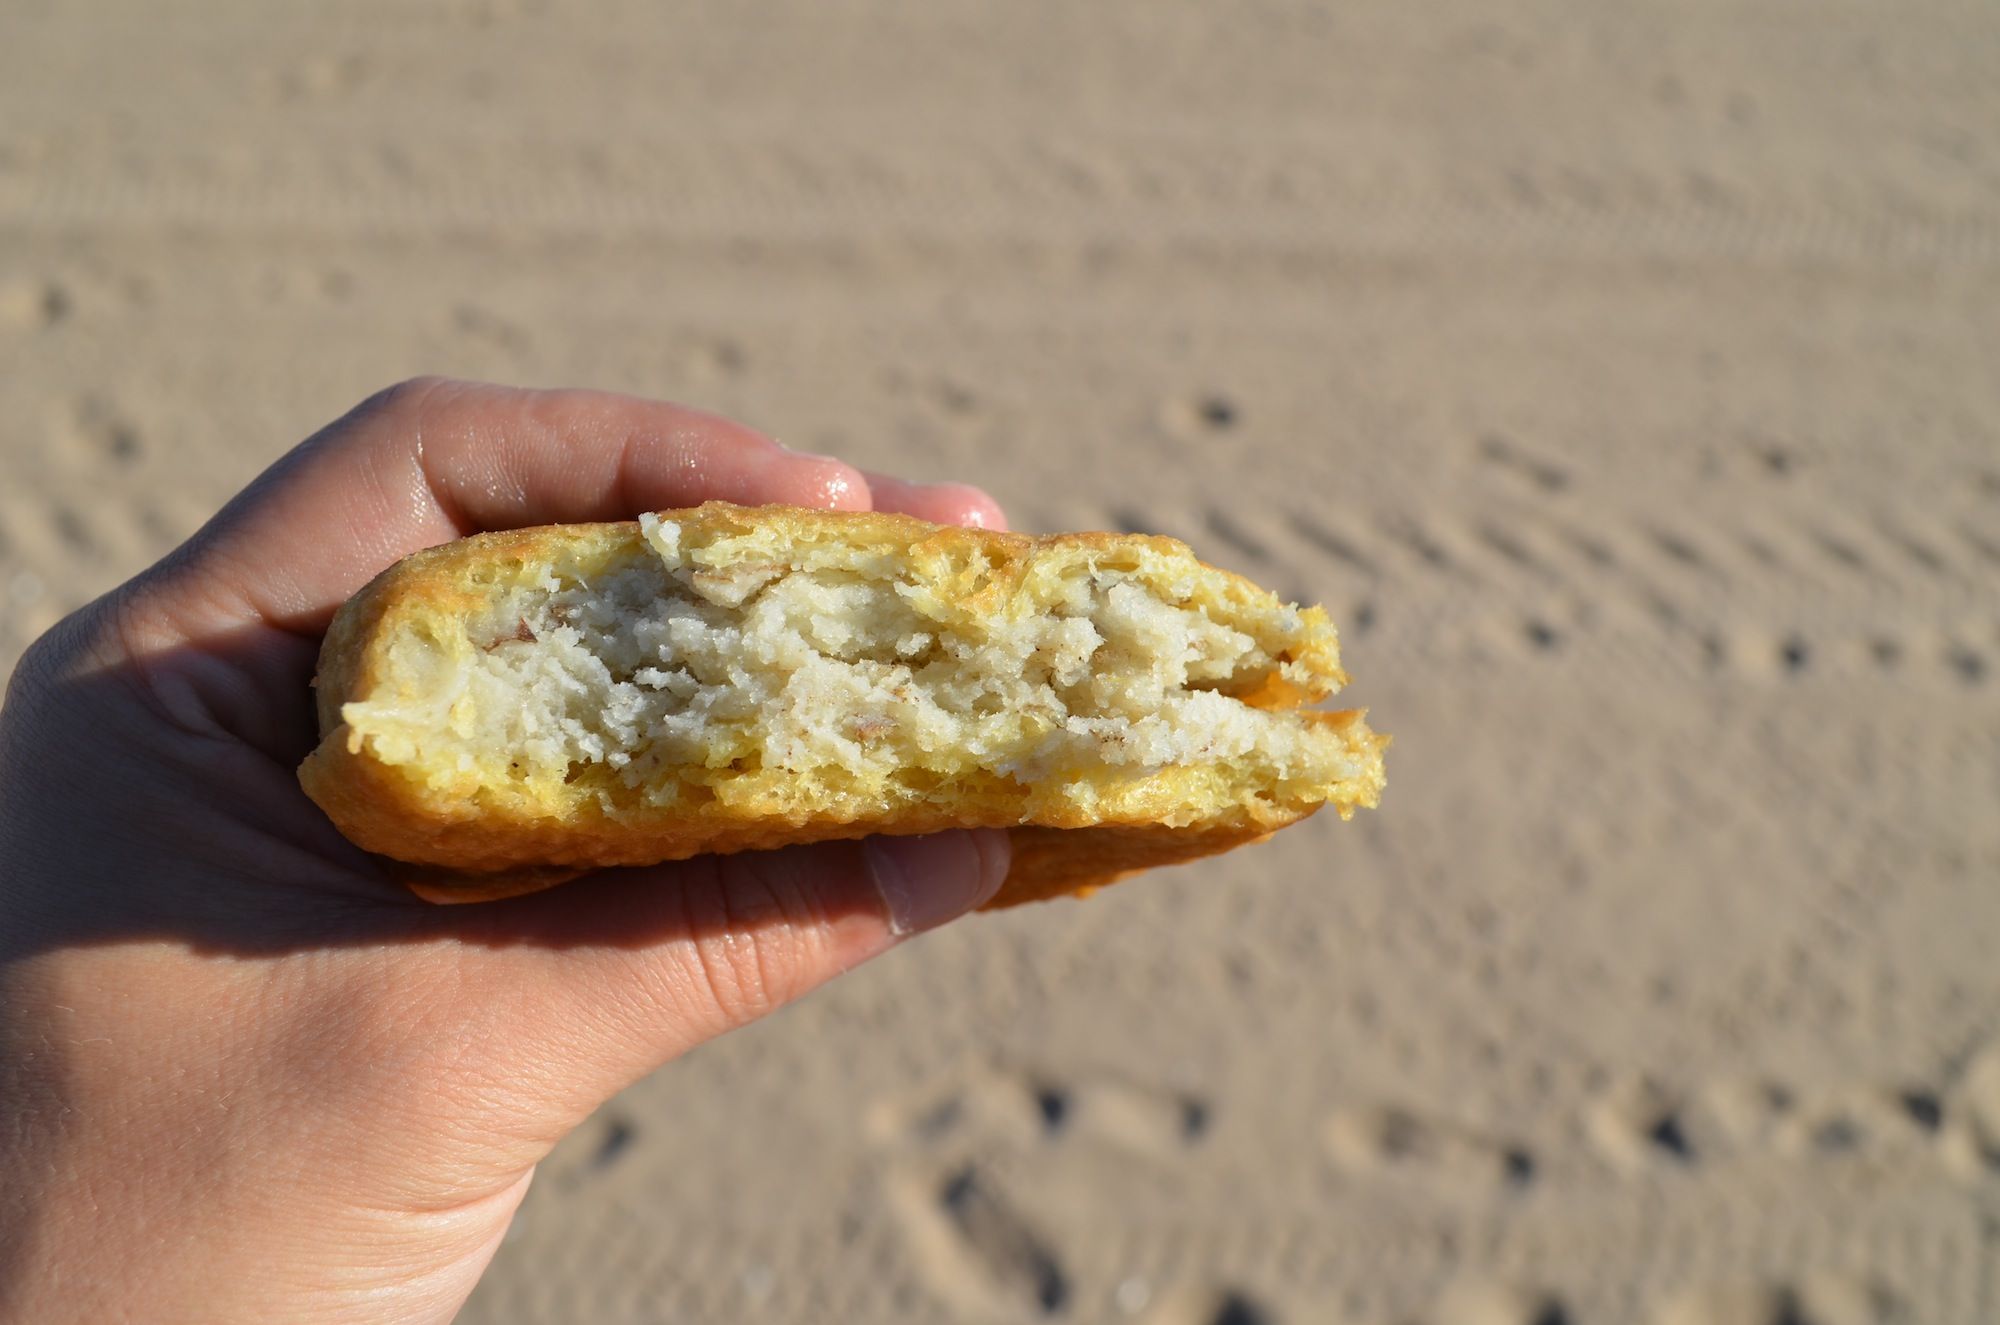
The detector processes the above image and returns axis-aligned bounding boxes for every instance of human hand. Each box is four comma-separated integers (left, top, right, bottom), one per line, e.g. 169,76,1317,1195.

0,379,1012,1322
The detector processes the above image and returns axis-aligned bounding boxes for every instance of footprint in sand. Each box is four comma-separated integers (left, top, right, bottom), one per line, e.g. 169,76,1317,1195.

1651,1276,1905,1325
1323,1104,1534,1194
46,503,99,558
1473,519,1557,581
0,277,69,331
925,375,981,417
1158,393,1241,443
1284,510,1381,578
872,1069,1213,1317
1943,641,1988,686
871,1066,1210,1162
1767,1087,1931,1163
890,1162,1069,1318
538,1108,639,1191
867,1065,1049,1152
1133,1284,1277,1325
1706,629,1817,681
1044,1076,1211,1159
1203,507,1274,567
1585,1075,1698,1173
59,394,143,465
1429,1279,1571,1325
452,304,531,354
1375,512,1475,582
687,337,748,381
1938,1039,2000,1181
1681,1078,1795,1157
1601,1074,1957,1177
1476,433,1569,493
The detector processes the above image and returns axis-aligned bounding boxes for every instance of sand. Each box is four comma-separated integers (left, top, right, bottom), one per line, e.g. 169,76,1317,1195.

4,1,1998,1320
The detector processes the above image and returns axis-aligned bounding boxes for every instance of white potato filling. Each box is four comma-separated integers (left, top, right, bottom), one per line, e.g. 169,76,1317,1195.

352,516,1338,799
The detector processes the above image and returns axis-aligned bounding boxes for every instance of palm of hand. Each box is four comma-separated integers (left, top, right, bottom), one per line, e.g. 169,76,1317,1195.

0,380,1009,1322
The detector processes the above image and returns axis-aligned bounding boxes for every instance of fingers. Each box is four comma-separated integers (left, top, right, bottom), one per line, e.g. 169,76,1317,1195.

862,471,1009,530
161,378,873,633
92,375,1009,767
138,378,1013,640
460,830,1010,1097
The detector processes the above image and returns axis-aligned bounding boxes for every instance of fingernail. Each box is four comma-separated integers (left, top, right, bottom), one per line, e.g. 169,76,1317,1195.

956,500,1003,530
772,449,869,510
865,830,1009,935
774,441,841,463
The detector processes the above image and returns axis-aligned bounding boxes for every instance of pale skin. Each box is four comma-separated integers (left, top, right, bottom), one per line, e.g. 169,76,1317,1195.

0,379,1014,1322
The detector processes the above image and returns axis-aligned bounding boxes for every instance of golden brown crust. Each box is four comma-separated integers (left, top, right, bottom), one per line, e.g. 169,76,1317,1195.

299,502,1386,907
396,819,1296,910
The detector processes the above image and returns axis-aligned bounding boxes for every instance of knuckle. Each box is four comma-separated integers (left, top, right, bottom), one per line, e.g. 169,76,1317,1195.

349,375,459,434
2,628,61,717
4,597,109,713
679,859,835,1028
377,373,454,407
688,930,782,1026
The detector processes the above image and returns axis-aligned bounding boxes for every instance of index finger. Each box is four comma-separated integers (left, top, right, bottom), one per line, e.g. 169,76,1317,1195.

163,378,872,633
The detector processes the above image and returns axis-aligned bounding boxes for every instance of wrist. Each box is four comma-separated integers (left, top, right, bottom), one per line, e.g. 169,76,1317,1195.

0,951,523,1324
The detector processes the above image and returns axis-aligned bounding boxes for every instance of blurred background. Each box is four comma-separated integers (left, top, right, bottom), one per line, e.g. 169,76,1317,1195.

4,1,1998,1320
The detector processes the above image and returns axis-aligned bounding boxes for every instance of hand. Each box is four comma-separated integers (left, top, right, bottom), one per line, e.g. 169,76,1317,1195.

0,379,1013,1322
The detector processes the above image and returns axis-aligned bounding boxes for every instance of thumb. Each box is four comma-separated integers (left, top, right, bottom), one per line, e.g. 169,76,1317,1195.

471,830,1011,1103
863,831,1015,938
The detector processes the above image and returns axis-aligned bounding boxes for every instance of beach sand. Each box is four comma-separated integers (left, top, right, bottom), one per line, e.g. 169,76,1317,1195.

4,1,1998,1319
